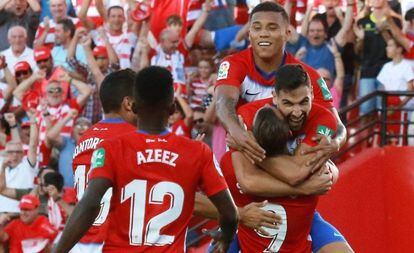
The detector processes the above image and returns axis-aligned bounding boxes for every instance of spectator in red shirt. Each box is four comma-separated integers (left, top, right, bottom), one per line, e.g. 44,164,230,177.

0,194,58,253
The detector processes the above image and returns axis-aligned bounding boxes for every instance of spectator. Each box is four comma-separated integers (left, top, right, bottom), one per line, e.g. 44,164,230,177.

0,138,38,214
34,0,81,49
188,59,215,109
0,0,41,50
52,19,87,71
169,85,193,138
287,0,354,79
317,39,345,109
13,46,71,103
40,0,76,20
69,30,120,123
377,37,414,144
0,26,37,80
43,172,74,234
354,0,401,116
0,194,57,253
47,112,91,187
149,28,186,88
85,4,137,69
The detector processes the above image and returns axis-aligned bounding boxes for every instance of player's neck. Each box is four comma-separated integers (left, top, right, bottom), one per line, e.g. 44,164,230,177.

254,51,284,73
104,113,123,120
137,117,168,135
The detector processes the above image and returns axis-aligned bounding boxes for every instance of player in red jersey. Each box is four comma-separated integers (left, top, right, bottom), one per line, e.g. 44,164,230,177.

70,69,137,252
214,1,346,167
226,64,351,253
53,66,238,253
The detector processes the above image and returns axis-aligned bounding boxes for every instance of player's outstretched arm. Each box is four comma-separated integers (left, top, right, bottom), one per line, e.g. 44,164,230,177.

52,178,111,253
207,189,239,252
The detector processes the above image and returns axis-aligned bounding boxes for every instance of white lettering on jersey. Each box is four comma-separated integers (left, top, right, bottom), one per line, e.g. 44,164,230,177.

137,149,179,167
73,137,103,158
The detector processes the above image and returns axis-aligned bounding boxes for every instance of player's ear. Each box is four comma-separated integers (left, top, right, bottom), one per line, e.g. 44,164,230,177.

123,96,135,112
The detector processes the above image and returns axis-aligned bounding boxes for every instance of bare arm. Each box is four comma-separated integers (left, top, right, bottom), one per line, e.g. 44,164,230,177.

215,85,265,162
175,86,193,126
27,112,38,167
334,0,355,47
52,178,111,253
300,1,314,36
98,28,119,65
77,0,96,30
185,1,211,48
81,36,105,86
58,73,91,107
0,162,18,199
27,0,41,12
95,0,107,22
13,71,45,101
33,18,50,48
387,16,411,52
46,110,76,148
131,22,151,71
0,0,9,11
2,66,17,100
67,28,87,62
3,113,21,143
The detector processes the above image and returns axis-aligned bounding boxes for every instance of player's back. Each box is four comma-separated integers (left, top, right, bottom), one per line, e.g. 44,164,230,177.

89,131,227,252
220,151,316,253
72,118,136,243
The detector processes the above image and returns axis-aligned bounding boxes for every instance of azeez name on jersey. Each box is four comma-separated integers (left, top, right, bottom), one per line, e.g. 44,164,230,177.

73,136,179,167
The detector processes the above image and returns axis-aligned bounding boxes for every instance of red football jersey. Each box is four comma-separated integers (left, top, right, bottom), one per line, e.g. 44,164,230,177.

72,118,136,244
88,131,228,252
237,98,338,147
215,48,333,108
220,151,316,253
3,216,57,253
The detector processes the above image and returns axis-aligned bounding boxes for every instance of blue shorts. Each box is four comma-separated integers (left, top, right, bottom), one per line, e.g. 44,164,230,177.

311,211,347,252
207,211,346,253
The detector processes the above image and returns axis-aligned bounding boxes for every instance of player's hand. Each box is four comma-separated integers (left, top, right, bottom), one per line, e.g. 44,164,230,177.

301,135,339,174
298,170,333,195
195,133,206,142
4,113,16,126
240,200,282,235
203,228,231,253
228,118,265,163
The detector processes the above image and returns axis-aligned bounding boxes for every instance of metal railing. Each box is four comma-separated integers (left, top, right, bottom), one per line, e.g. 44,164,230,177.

334,90,414,160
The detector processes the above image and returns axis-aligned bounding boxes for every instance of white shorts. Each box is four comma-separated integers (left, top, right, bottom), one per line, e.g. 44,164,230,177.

70,243,104,253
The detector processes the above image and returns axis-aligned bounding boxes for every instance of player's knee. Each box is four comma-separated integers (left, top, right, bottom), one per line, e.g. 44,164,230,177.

317,242,354,253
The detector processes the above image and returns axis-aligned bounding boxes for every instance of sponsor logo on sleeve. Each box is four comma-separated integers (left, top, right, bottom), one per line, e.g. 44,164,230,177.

316,125,335,137
317,77,333,100
91,148,105,169
217,61,230,80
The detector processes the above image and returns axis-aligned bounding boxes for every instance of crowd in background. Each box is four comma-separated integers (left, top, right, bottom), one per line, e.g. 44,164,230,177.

0,0,414,251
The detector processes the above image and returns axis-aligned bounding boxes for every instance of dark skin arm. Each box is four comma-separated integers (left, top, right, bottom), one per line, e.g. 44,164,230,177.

206,189,239,253
215,85,265,163
52,178,111,253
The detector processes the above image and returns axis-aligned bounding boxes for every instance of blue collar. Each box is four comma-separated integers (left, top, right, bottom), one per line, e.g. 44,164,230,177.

254,51,287,80
136,129,170,136
100,118,125,124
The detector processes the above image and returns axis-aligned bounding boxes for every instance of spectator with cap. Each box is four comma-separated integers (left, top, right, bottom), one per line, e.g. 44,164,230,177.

0,0,41,51
0,194,57,253
34,0,82,49
69,32,120,123
52,19,87,71
47,111,92,187
13,46,72,103
0,26,37,81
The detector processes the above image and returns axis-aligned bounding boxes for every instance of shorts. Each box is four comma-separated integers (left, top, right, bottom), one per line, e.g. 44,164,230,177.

311,211,347,253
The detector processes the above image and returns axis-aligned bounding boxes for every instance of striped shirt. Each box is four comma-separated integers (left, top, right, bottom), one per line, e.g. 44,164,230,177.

189,78,209,109
34,17,81,49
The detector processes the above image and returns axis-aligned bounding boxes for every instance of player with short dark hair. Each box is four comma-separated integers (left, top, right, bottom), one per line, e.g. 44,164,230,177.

53,66,238,253
59,69,138,253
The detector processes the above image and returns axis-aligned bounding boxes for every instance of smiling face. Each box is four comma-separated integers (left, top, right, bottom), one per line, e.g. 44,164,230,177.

50,0,67,21
249,11,290,61
273,85,313,131
108,7,125,32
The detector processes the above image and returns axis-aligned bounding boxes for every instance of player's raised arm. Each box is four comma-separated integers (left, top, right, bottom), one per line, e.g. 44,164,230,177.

52,178,111,253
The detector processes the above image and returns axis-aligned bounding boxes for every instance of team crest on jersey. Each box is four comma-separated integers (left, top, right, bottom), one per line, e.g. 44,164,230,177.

317,78,333,101
217,61,230,80
316,125,335,137
91,148,105,169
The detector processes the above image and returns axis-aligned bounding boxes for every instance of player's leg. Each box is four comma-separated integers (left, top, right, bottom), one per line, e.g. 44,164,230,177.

310,211,354,253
